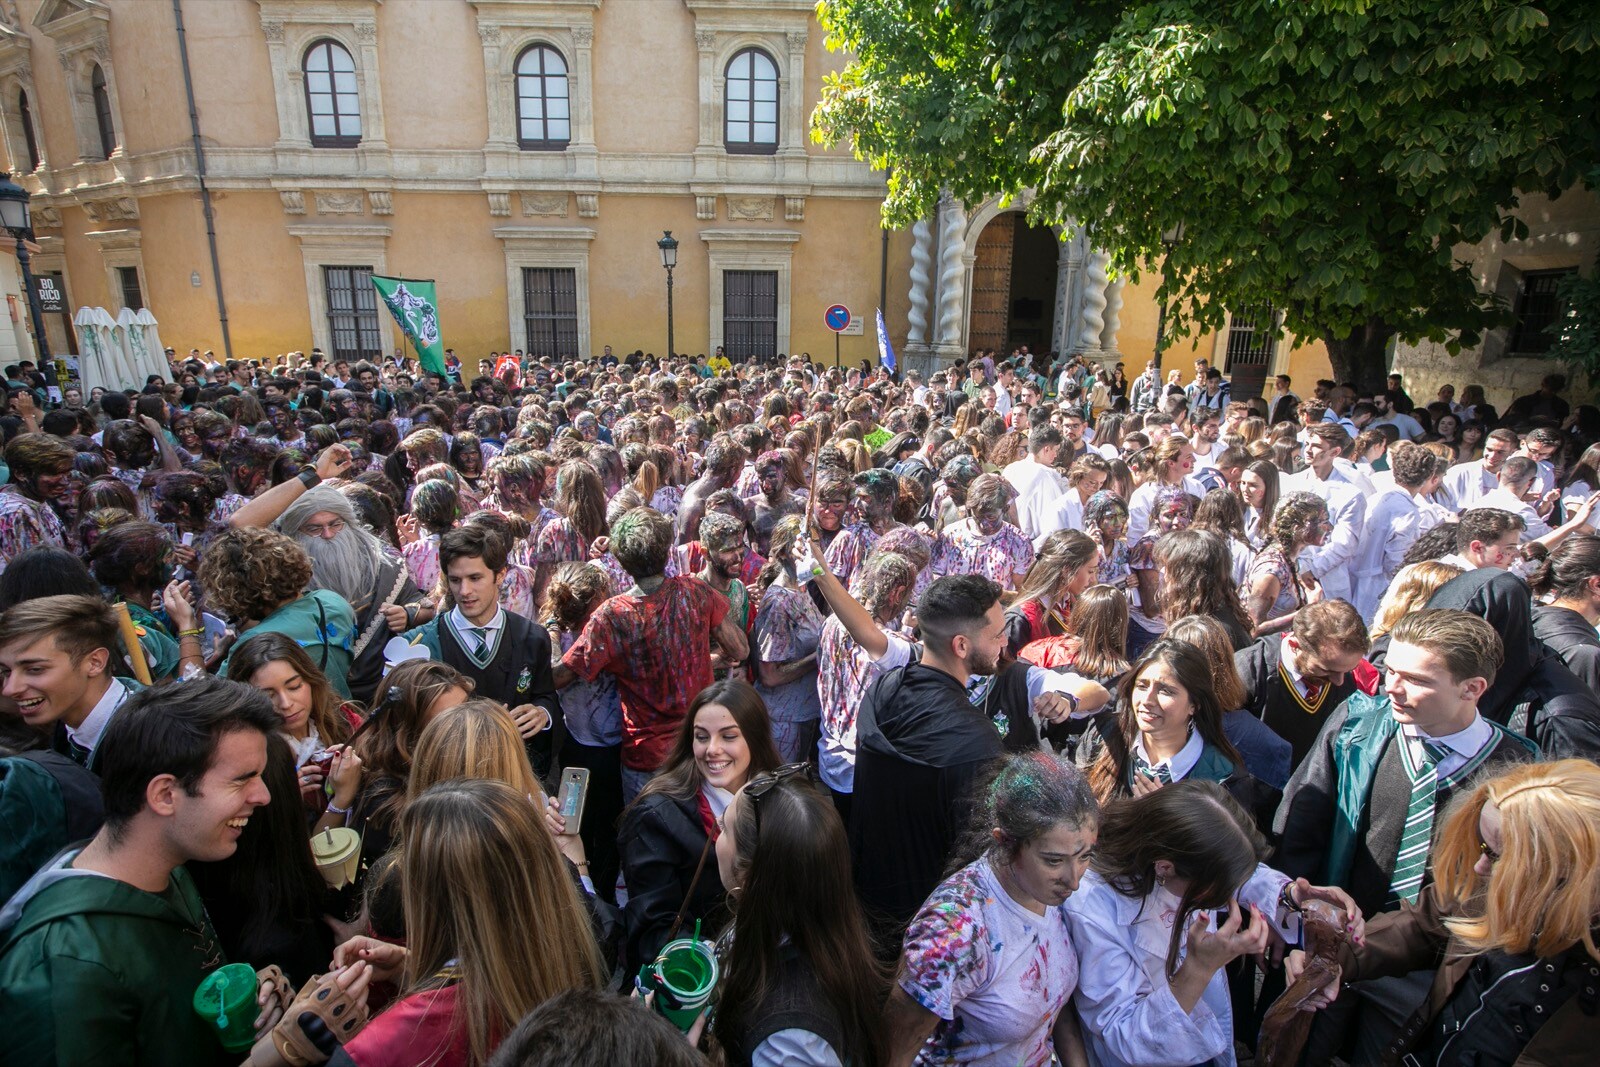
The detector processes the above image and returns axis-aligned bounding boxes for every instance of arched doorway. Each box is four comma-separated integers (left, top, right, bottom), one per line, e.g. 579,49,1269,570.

968,212,1058,355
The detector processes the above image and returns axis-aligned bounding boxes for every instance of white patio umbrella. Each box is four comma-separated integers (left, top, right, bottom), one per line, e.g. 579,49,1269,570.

116,305,167,385
132,308,165,369
73,306,136,393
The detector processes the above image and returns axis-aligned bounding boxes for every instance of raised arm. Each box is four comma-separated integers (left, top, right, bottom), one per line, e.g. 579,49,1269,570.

228,444,353,529
803,531,891,660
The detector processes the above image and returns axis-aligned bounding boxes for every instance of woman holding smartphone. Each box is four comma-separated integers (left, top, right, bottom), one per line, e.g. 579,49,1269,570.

1064,781,1361,1067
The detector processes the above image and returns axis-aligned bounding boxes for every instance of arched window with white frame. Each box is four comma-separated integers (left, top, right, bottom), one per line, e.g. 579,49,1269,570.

724,47,778,154
303,39,362,148
515,44,570,151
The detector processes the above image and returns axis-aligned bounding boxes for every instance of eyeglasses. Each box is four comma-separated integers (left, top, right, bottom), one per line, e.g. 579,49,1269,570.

1478,837,1501,865
744,762,818,831
299,518,347,539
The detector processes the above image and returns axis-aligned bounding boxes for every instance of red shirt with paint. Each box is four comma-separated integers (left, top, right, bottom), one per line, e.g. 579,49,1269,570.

563,576,730,771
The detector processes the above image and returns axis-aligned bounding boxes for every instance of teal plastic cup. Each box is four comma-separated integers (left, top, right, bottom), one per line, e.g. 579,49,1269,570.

193,962,258,1053
638,938,718,1031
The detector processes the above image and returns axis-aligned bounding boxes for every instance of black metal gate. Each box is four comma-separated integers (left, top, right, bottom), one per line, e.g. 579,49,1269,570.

523,267,579,359
323,265,382,361
723,269,778,361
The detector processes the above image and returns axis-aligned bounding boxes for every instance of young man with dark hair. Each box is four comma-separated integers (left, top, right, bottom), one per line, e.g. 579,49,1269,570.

393,525,561,775
0,595,139,773
1288,422,1367,606
1350,442,1443,620
1442,427,1519,508
838,572,1109,936
0,675,372,1066
1001,424,1064,541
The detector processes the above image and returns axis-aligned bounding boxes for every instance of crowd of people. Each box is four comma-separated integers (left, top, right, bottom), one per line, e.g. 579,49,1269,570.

0,343,1596,1067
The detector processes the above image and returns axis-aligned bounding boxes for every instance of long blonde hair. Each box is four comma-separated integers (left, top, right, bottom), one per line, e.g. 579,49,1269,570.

399,779,605,1062
1370,561,1463,639
1434,760,1600,963
407,698,543,804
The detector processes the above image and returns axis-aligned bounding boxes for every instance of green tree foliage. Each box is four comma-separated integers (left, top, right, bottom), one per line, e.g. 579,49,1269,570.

814,0,1600,390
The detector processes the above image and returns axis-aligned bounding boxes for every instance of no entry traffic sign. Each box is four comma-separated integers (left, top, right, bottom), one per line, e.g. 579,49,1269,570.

825,304,851,332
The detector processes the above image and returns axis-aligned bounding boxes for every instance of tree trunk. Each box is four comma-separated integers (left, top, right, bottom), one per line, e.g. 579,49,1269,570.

1321,317,1396,395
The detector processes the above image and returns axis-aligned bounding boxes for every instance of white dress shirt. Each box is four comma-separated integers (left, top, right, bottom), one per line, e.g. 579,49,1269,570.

64,678,128,764
1403,714,1493,779
1285,466,1367,604
1350,488,1424,622
1002,456,1067,541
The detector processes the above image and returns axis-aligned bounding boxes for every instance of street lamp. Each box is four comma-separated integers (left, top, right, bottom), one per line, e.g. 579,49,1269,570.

0,172,51,369
1152,220,1185,372
657,230,679,360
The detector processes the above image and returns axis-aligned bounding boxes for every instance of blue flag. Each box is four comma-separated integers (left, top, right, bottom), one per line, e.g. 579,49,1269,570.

875,307,897,373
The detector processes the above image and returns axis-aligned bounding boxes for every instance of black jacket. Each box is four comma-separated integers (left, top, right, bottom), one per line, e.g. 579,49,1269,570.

1426,570,1600,759
850,662,1003,938
617,789,726,973
1531,604,1600,692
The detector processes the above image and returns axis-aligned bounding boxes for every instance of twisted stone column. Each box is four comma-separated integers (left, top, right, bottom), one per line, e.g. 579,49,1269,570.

907,216,932,347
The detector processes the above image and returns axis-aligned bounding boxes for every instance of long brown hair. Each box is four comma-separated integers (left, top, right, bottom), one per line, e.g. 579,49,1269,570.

1014,529,1099,608
1092,780,1268,976
634,679,782,806
1087,639,1244,802
554,459,608,547
1156,530,1254,641
407,698,543,804
400,779,605,1063
714,773,889,1066
1068,584,1129,682
356,660,474,828
226,631,353,746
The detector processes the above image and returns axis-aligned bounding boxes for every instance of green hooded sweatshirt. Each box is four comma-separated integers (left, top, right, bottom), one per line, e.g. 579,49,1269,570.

0,847,238,1067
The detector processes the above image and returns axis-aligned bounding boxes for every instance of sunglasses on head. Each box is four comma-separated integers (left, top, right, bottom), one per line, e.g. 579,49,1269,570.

744,762,819,830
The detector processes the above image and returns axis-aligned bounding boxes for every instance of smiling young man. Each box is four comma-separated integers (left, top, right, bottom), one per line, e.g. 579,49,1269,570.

0,596,140,774
0,676,285,1066
393,525,562,775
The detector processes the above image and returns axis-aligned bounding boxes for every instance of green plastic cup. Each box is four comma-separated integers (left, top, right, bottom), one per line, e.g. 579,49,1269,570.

193,962,258,1053
645,938,718,1032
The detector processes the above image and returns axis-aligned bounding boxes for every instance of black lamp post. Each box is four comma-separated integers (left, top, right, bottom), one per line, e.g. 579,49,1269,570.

0,172,51,369
1151,220,1185,372
657,230,678,360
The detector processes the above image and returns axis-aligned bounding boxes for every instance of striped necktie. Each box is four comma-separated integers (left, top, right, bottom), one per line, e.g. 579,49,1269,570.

466,626,488,658
1388,738,1446,906
1134,755,1174,784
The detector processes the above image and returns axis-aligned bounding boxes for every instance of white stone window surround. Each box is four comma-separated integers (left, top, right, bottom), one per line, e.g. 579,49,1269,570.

474,0,598,184
83,225,144,313
0,70,45,177
701,228,799,358
32,0,124,165
259,1,387,160
688,0,811,188
286,222,394,358
494,225,594,359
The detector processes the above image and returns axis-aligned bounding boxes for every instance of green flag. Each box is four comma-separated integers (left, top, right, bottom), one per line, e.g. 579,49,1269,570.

371,275,447,377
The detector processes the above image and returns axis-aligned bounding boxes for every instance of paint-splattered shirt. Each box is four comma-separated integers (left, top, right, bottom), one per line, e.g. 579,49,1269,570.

498,562,537,619
931,520,1036,591
563,576,729,771
535,516,588,566
752,583,825,758
401,533,441,598
900,856,1079,1066
824,521,885,589
0,486,66,575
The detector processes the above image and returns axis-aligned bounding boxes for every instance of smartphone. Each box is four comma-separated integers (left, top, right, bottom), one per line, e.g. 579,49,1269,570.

556,767,591,831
